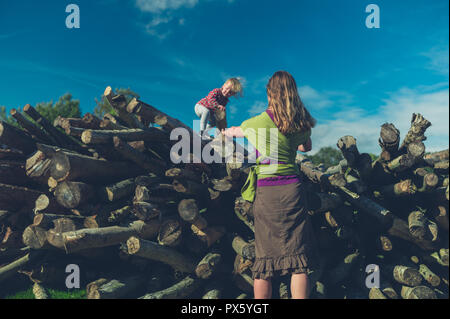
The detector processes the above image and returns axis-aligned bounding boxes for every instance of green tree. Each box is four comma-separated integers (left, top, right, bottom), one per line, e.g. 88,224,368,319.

0,106,18,126
94,87,140,118
35,93,81,124
306,146,344,168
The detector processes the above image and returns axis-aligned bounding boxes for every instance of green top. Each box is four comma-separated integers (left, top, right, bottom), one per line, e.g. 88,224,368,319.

239,111,311,202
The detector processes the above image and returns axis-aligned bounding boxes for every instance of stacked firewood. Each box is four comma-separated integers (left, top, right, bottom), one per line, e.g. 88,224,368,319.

0,85,448,299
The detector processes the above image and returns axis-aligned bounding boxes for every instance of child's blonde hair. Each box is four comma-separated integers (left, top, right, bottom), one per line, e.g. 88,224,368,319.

224,78,244,98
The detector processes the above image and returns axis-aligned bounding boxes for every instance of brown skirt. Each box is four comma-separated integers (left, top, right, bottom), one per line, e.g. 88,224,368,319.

251,181,319,280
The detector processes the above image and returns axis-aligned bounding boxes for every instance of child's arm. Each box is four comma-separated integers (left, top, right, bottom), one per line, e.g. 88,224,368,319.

222,126,244,138
298,137,312,152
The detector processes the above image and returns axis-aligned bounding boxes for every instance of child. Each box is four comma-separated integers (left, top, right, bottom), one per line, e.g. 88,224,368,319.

223,71,318,299
195,78,243,139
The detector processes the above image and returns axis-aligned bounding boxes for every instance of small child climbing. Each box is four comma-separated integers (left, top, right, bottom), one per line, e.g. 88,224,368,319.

194,78,243,139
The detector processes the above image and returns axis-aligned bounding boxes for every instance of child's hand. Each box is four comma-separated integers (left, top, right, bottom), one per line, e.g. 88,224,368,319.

217,105,225,111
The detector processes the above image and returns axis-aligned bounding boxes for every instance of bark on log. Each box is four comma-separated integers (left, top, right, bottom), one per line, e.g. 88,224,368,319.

10,109,55,145
0,160,33,186
50,150,144,184
34,194,66,214
0,147,25,161
124,91,193,133
0,183,43,211
126,236,197,273
33,213,97,229
173,179,210,198
101,178,136,202
190,225,225,249
0,121,37,155
103,88,145,129
337,136,360,167
87,276,143,299
22,225,53,249
139,275,203,299
165,167,202,182
418,264,441,287
378,123,400,161
132,201,161,221
379,179,416,197
401,285,437,299
231,235,255,261
81,128,168,145
423,149,449,166
398,113,431,155
53,220,160,253
113,136,166,175
408,211,427,240
54,181,95,209
387,265,423,287
22,104,84,152
195,252,222,279
0,252,38,283
157,218,183,247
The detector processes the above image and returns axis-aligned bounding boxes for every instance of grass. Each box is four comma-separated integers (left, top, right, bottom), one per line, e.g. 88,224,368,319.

5,286,86,299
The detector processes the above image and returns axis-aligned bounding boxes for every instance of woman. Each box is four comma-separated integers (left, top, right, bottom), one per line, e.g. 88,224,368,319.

223,71,318,299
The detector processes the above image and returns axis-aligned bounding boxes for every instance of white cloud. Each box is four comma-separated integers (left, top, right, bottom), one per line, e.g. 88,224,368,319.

248,101,267,115
299,85,354,110
421,45,449,76
136,0,199,13
310,85,449,155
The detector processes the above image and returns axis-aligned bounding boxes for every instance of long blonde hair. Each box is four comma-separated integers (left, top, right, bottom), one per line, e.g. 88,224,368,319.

266,71,316,134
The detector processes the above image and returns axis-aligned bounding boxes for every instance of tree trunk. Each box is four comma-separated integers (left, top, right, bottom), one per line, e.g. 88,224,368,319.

10,108,55,145
139,275,203,299
50,150,144,184
401,285,437,299
132,201,161,221
34,194,66,214
0,183,43,211
113,136,166,175
398,113,431,155
101,178,136,202
418,264,441,287
126,236,197,273
54,220,160,253
0,160,33,187
87,276,144,299
22,104,84,152
231,235,255,260
0,121,37,155
195,252,222,279
423,149,449,166
81,128,168,145
378,123,400,161
379,179,416,197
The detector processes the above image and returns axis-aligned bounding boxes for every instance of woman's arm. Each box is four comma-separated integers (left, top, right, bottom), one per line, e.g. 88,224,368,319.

298,137,312,152
222,126,245,138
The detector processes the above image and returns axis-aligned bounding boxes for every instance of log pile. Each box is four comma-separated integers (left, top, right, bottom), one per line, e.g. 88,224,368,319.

0,87,448,299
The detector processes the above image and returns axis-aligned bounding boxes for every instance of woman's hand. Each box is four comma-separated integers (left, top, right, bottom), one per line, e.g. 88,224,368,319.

222,126,244,138
298,137,312,152
217,105,226,111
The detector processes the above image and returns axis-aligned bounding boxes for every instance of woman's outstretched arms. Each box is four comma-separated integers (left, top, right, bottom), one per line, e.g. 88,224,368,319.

222,126,244,138
298,137,312,152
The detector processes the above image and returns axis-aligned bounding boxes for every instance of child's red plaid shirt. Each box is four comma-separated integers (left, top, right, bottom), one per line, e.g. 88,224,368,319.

197,88,229,110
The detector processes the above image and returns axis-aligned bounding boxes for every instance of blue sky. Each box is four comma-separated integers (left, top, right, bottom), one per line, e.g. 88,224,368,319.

0,0,448,153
